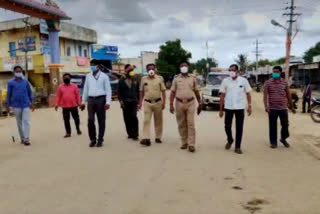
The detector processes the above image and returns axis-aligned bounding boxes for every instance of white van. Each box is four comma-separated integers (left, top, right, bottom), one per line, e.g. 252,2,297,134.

201,72,230,110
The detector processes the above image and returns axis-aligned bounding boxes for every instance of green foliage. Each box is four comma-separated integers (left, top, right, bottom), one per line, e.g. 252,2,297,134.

303,42,320,63
156,39,192,78
193,58,218,76
235,54,250,72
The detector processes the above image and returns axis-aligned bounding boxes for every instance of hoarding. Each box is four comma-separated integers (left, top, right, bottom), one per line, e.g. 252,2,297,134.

91,45,118,61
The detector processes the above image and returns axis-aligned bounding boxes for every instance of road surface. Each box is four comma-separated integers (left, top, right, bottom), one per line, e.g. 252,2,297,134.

0,93,319,214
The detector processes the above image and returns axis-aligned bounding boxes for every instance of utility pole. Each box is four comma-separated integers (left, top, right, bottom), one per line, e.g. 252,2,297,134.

253,39,262,84
206,41,209,75
283,0,301,81
22,17,32,80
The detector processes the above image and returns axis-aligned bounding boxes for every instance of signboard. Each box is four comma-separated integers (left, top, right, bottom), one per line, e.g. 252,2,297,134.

18,36,36,52
298,63,319,70
2,56,34,71
40,19,49,34
313,55,320,63
40,34,51,55
76,56,88,66
91,44,118,61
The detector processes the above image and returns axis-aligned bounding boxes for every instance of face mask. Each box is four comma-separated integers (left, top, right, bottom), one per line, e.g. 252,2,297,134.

63,78,71,84
129,71,135,77
272,73,281,79
229,71,237,78
148,70,155,76
91,66,98,72
180,66,189,74
14,73,23,78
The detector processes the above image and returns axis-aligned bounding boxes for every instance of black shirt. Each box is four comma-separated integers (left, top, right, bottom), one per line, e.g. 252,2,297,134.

118,76,140,103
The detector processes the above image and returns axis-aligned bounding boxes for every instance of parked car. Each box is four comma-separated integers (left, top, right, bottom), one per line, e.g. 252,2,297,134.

201,72,230,110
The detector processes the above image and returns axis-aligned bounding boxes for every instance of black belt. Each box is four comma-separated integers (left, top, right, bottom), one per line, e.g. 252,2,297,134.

89,95,106,99
176,97,194,103
145,98,162,103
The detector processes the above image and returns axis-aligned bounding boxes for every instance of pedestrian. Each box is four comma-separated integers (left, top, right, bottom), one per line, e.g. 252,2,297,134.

138,63,166,146
118,64,140,141
264,66,296,149
5,65,34,146
169,61,202,153
82,60,112,148
302,83,313,113
219,64,252,154
55,73,84,138
290,85,299,110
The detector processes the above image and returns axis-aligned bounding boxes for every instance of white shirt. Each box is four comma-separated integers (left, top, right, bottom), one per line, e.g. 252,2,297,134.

83,71,112,105
219,76,252,110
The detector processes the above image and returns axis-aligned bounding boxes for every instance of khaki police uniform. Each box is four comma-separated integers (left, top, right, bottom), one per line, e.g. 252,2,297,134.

140,75,166,140
171,74,199,146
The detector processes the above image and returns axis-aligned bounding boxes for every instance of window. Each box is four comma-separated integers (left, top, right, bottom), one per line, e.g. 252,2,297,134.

78,45,82,56
84,49,88,57
67,47,71,56
9,42,16,57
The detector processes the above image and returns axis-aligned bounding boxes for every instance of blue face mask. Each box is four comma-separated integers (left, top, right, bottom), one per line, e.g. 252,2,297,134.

272,73,281,79
14,73,24,78
91,66,98,72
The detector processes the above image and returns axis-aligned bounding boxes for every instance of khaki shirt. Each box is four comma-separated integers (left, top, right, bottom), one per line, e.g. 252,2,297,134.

140,75,166,100
171,74,199,99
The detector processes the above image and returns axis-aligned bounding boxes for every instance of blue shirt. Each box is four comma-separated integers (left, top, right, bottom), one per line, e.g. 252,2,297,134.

5,78,33,108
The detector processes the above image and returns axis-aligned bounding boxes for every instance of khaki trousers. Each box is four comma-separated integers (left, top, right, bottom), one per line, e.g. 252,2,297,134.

143,101,163,139
175,100,196,146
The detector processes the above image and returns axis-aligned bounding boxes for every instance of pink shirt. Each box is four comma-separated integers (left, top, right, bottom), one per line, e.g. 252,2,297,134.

56,83,81,108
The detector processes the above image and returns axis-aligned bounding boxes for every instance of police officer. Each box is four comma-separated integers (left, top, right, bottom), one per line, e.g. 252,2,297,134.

118,64,140,141
170,61,202,153
138,63,166,146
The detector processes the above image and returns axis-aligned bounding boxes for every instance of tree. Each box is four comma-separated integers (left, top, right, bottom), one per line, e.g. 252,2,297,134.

235,54,249,72
273,57,286,65
156,39,192,79
248,59,275,70
194,58,218,76
303,42,320,63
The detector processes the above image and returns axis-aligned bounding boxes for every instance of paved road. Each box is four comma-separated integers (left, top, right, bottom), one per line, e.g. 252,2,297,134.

0,93,319,214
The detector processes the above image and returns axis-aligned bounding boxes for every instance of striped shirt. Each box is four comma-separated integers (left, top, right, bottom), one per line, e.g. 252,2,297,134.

264,78,289,110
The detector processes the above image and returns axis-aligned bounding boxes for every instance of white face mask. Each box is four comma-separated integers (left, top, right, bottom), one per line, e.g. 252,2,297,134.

14,73,24,78
229,71,237,78
180,66,189,74
148,70,155,76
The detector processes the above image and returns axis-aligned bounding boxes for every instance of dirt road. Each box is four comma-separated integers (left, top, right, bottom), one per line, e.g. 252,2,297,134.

0,93,319,214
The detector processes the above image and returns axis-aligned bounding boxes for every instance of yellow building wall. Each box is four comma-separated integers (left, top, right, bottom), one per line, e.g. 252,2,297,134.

0,28,41,58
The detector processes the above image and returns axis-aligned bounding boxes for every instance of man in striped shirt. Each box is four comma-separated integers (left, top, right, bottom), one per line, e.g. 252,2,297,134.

264,66,295,149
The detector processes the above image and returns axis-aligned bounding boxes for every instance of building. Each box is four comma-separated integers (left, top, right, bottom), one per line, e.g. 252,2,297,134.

120,51,158,74
0,17,97,98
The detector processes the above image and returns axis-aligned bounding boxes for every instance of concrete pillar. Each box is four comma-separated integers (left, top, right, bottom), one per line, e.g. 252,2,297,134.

47,64,64,107
48,30,60,63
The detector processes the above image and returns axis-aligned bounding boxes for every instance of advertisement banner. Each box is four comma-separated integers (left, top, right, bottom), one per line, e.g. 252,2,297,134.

76,56,88,66
18,36,36,52
2,56,34,71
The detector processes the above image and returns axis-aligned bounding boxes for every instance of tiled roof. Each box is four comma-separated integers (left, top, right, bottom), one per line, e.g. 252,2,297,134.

9,0,71,20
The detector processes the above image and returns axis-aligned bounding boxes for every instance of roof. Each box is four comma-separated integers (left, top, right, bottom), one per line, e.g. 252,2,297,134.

0,0,71,20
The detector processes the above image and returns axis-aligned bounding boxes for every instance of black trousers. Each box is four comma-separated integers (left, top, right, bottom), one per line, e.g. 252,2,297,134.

291,94,299,109
302,97,311,113
87,96,106,143
224,109,245,149
63,107,80,134
122,101,139,138
269,110,289,145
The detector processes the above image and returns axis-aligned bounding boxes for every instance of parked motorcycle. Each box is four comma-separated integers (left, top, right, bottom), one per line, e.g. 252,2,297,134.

310,97,320,123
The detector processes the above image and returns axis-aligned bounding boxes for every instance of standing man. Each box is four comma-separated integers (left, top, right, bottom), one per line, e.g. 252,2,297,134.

82,60,112,148
138,63,166,146
219,64,252,154
264,66,295,149
118,64,140,141
5,65,34,146
55,73,83,138
302,83,312,113
170,61,202,153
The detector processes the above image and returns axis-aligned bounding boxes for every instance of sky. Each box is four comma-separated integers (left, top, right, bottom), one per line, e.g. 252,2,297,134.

0,0,320,67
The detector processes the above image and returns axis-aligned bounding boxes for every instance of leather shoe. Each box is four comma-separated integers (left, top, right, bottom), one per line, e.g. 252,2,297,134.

140,139,151,146
24,141,31,146
180,144,188,150
225,143,232,150
270,144,277,149
155,138,162,144
64,134,71,138
188,146,196,153
280,139,290,148
77,130,82,135
235,148,243,154
89,141,96,147
96,142,104,147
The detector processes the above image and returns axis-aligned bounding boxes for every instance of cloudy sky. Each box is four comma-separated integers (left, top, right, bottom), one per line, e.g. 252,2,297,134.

1,0,320,67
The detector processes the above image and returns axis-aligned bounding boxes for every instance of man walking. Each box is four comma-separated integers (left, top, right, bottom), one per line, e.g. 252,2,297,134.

82,60,112,148
138,64,166,146
264,66,295,149
302,83,312,113
170,61,202,153
118,64,140,141
219,64,252,154
55,73,83,138
5,66,34,146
